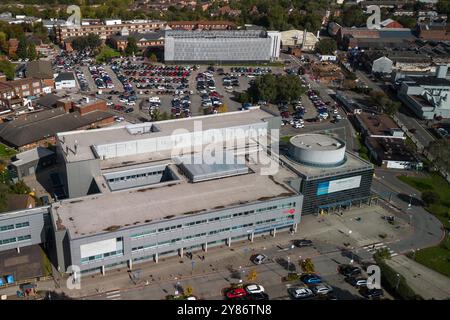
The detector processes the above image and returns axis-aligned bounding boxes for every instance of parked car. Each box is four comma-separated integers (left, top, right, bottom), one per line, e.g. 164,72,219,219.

293,239,313,247
310,284,333,295
346,277,367,288
125,108,134,113
251,254,268,265
288,287,315,300
301,274,322,284
338,265,362,278
246,292,269,300
245,284,265,294
360,287,383,299
225,287,247,299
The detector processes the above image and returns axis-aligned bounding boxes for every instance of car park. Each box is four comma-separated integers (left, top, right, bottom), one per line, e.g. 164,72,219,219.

287,287,315,300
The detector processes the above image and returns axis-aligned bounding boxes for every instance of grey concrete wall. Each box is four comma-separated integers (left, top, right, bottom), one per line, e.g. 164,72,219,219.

0,206,51,252
66,158,101,198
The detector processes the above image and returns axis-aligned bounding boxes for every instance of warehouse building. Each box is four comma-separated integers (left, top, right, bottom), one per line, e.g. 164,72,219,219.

164,30,281,63
280,134,374,214
398,65,450,119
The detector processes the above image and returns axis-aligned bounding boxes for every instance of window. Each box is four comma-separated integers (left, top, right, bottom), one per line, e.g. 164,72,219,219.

15,222,30,229
0,237,17,245
0,224,14,232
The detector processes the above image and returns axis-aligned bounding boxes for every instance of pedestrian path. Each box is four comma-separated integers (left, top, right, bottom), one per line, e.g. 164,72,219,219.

105,290,121,300
363,242,397,257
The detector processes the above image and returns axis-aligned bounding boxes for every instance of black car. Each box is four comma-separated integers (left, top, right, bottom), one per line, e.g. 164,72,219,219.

338,265,362,278
125,108,134,113
360,287,383,300
246,292,269,300
293,239,313,247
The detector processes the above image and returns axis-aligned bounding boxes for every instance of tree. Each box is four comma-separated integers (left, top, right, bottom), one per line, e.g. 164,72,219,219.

149,53,158,63
27,43,37,61
0,59,16,80
125,36,139,56
184,286,193,296
422,191,441,206
0,32,7,55
301,258,315,273
218,103,228,113
16,36,28,60
95,46,120,63
86,33,102,51
247,269,257,281
315,38,337,55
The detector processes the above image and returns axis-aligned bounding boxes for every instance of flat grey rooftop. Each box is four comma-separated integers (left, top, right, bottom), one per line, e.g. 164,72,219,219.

57,108,274,163
11,147,54,166
279,150,373,181
289,134,345,151
52,152,298,238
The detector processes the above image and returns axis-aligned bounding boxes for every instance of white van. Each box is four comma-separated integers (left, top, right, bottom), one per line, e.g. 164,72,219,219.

149,97,160,103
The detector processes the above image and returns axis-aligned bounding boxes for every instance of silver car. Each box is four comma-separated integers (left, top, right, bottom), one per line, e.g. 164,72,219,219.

311,284,333,295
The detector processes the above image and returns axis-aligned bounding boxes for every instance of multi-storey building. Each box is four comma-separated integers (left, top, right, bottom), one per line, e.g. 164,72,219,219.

54,19,166,44
164,30,281,63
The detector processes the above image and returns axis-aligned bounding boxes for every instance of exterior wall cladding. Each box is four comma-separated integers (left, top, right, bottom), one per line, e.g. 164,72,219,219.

299,169,374,215
165,34,275,62
0,207,52,251
62,196,303,275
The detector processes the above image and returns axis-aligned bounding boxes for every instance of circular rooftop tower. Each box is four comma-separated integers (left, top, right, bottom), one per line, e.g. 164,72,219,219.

287,133,346,167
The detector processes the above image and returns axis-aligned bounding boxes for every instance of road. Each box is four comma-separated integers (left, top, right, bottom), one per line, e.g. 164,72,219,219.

371,168,445,254
354,69,435,149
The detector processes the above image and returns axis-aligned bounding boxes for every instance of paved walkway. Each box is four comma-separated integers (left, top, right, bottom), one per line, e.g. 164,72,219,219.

386,255,450,300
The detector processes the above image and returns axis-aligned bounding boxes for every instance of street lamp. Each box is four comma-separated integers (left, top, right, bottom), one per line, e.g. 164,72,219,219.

395,273,401,290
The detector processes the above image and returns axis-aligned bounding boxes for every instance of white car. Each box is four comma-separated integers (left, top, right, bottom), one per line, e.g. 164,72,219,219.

288,287,314,299
245,284,265,294
106,101,114,106
127,101,136,106
311,284,333,295
251,254,267,265
335,114,342,120
293,123,304,128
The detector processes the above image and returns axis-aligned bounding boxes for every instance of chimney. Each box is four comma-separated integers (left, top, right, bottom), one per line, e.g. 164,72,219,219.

436,64,448,79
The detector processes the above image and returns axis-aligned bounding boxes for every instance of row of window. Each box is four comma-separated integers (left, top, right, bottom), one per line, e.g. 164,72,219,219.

130,202,297,240
0,235,31,246
131,217,295,254
81,249,124,265
0,222,30,233
107,170,164,183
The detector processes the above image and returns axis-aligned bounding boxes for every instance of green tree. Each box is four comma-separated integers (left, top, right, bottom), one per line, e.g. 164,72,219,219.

315,38,337,55
27,43,37,61
125,37,139,56
0,31,7,55
149,53,158,63
0,60,15,80
16,36,28,60
422,191,441,206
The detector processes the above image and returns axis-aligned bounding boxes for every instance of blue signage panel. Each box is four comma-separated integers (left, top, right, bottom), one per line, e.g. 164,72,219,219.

317,181,330,195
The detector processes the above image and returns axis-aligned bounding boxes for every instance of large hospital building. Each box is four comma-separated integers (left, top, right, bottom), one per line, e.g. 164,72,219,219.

0,108,373,277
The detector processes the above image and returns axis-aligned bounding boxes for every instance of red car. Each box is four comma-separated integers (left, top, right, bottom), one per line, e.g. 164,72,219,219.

226,288,247,299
